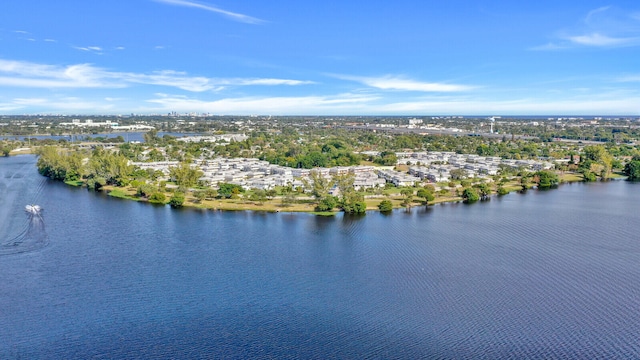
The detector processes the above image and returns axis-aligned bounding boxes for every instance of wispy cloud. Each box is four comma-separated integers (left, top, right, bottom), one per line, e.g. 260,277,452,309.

11,96,116,111
153,0,264,24
567,33,639,47
0,60,119,88
0,59,312,92
529,42,569,51
373,95,640,115
224,78,314,86
144,93,376,114
532,6,640,50
0,102,22,112
617,74,640,82
585,6,611,24
332,74,473,92
73,46,104,55
138,91,640,116
44,39,57,43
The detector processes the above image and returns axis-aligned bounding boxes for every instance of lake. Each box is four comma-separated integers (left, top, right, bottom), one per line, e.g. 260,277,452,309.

1,155,639,359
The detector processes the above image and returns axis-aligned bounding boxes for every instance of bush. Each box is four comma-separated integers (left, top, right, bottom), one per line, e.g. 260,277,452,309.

536,170,559,188
148,192,166,204
137,183,157,198
343,201,367,214
218,183,245,198
169,192,185,208
315,196,338,212
462,188,479,203
378,199,393,212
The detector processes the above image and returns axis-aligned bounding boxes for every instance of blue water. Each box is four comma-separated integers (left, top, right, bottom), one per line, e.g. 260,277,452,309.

1,155,639,359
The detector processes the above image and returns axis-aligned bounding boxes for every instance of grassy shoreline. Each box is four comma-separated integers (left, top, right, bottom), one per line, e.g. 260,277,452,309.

95,171,601,214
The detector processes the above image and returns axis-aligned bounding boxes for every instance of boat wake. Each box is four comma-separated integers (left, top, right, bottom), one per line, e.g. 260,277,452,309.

0,206,48,255
0,157,49,256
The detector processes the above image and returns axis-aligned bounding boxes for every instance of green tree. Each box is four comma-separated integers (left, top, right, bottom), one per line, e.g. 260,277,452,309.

416,188,435,205
218,183,245,198
624,156,640,180
462,187,479,203
375,151,398,166
400,188,414,207
248,188,268,204
581,145,613,180
137,183,158,198
169,161,203,188
143,129,158,144
193,190,207,203
535,170,559,188
304,170,331,199
474,183,491,200
450,169,468,180
204,188,218,200
315,196,338,212
87,147,133,186
148,192,166,204
169,192,185,208
378,199,393,212
266,189,277,199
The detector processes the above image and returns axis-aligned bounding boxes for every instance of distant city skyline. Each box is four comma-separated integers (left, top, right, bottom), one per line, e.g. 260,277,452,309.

0,0,639,115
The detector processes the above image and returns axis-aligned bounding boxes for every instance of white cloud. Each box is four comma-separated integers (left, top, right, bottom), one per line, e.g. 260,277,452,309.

115,46,125,50
5,88,639,115
0,59,313,92
138,92,640,115
333,74,473,92
567,33,638,47
44,39,57,43
8,97,116,111
373,95,640,115
153,0,264,24
224,78,314,86
73,46,104,54
533,6,640,50
122,70,217,92
144,93,377,114
13,98,48,105
0,102,23,112
0,61,120,88
585,6,611,24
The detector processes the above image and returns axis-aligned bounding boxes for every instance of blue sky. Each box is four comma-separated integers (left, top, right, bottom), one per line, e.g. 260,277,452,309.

1,0,639,115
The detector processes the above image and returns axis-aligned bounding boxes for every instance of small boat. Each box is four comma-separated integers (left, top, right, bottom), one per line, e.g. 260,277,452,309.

25,205,42,214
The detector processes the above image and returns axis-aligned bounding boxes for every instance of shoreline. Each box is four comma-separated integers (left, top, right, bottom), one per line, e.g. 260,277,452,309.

4,153,624,215
96,171,603,215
